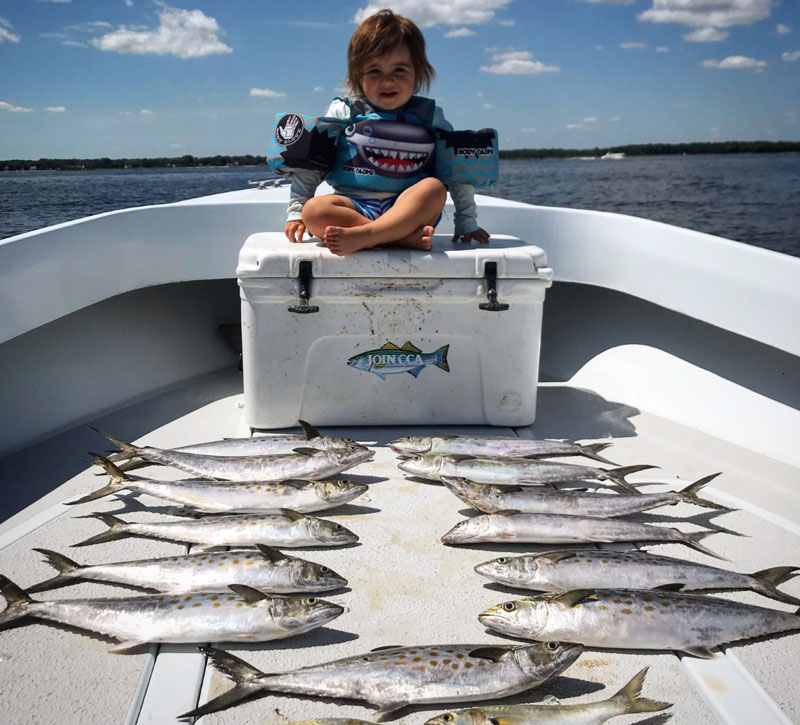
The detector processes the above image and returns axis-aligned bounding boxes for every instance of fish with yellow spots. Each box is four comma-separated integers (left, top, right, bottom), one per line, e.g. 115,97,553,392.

0,576,343,652
70,454,368,514
28,545,347,595
479,588,800,658
179,641,583,719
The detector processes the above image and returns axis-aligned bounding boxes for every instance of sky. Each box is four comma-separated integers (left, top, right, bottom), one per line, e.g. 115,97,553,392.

0,0,798,158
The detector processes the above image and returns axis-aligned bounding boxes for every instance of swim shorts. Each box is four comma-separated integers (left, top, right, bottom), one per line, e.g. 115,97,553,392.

348,194,442,227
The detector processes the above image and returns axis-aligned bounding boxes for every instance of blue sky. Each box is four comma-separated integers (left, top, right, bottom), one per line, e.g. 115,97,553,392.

1,0,798,158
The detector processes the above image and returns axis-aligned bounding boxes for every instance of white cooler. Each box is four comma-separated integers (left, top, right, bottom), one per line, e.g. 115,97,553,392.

237,234,553,429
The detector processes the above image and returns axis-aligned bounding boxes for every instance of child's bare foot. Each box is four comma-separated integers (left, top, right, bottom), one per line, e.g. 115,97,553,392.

395,224,434,251
324,225,376,256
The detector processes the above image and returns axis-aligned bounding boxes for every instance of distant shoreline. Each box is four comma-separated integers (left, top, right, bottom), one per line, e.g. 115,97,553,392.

2,141,799,171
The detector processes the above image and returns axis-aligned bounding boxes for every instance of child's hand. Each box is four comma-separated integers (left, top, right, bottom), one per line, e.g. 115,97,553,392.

453,228,490,244
285,221,308,243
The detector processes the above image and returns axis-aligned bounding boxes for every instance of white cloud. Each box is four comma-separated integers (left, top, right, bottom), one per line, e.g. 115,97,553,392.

313,86,324,92
0,100,33,112
498,19,515,27
521,127,536,132
46,106,66,112
250,88,286,98
0,17,20,44
354,0,512,28
777,24,791,35
445,27,476,38
92,6,232,59
701,55,767,70
36,0,71,3
566,124,584,130
608,116,621,122
481,49,559,75
782,50,800,61
620,41,647,48
482,103,495,109
684,27,729,41
583,117,598,123
583,0,634,3
639,0,774,29
656,45,670,51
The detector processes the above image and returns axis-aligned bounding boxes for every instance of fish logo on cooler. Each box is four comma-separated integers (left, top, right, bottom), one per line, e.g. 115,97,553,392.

347,341,449,380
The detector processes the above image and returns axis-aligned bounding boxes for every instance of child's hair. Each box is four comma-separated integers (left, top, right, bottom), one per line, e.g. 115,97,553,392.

347,9,435,97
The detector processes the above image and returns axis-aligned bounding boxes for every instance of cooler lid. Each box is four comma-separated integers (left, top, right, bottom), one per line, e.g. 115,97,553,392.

236,233,552,280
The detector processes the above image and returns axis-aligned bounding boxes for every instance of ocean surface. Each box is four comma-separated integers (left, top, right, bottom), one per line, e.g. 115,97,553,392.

1,153,798,257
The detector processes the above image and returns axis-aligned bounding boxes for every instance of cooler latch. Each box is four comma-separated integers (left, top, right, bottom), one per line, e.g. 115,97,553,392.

288,260,320,314
479,261,509,312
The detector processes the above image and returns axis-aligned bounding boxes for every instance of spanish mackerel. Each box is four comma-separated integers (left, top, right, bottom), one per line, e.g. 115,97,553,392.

441,511,725,559
479,588,800,658
74,455,368,514
0,575,343,651
425,667,671,725
398,456,654,494
74,511,358,548
390,434,616,465
441,474,727,517
95,430,373,482
107,420,359,472
181,641,583,718
474,549,800,605
29,545,347,595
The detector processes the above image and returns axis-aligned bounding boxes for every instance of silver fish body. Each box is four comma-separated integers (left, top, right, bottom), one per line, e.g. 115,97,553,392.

29,545,347,594
0,576,343,650
425,667,671,725
398,456,650,494
441,475,724,517
290,721,376,725
441,512,722,559
74,511,359,548
390,435,615,464
479,588,800,657
99,432,373,482
474,549,800,605
181,641,584,718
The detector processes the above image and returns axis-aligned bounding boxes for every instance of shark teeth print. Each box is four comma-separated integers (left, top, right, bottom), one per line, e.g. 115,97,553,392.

365,146,429,173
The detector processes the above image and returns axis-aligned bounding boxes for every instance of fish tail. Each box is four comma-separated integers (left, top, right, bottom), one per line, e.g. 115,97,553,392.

679,530,727,560
90,427,139,461
610,667,672,715
749,566,800,606
72,513,130,547
679,473,731,510
28,549,83,593
604,464,657,494
178,647,266,719
579,442,617,465
0,575,33,627
434,345,450,373
67,453,130,505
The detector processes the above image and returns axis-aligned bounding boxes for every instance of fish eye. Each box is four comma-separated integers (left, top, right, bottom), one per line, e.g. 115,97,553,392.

546,641,560,651
502,601,517,612
496,557,508,564
320,566,330,573
334,524,343,530
442,716,453,723
304,597,318,606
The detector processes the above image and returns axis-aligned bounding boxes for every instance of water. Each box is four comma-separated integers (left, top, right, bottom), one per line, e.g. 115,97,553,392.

1,154,798,257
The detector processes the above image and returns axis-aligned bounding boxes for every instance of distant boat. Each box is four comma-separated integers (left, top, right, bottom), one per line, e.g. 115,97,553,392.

600,151,626,159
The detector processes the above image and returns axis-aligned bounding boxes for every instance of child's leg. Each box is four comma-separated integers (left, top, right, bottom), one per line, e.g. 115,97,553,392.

324,178,446,256
302,194,370,240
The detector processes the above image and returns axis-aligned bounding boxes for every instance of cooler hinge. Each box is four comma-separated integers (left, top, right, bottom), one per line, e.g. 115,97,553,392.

479,261,509,312
287,260,320,314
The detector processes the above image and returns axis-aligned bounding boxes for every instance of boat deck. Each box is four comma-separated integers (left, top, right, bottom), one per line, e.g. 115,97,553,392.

0,370,798,724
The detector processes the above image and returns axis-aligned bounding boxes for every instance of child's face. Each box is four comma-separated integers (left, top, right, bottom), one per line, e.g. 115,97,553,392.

360,44,416,110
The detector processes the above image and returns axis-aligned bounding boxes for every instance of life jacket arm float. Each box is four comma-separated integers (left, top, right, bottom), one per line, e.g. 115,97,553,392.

267,113,347,176
434,128,499,187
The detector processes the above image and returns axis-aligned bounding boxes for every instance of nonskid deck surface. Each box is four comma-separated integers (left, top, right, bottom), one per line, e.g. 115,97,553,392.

0,372,798,724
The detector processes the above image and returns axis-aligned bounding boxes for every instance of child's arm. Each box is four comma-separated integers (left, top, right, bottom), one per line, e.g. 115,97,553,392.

285,169,323,242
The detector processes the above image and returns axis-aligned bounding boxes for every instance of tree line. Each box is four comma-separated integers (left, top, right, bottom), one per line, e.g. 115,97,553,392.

1,154,267,171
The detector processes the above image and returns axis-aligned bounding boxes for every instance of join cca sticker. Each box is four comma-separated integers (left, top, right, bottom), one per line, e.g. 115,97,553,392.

347,341,450,381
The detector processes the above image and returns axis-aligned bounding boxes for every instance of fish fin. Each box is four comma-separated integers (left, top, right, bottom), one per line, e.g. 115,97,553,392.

653,583,686,592
27,549,83,593
749,566,800,606
72,512,130,547
611,666,672,714
436,344,450,373
279,508,307,521
492,485,522,493
380,341,401,350
494,509,521,516
254,545,289,562
90,428,139,460
66,453,131,504
468,646,514,662
200,646,267,683
375,372,387,380
229,584,269,604
370,644,403,652
681,646,718,659
678,530,727,560
553,589,595,607
445,455,478,462
603,464,658,494
679,473,730,510
108,640,148,653
407,366,424,377
538,550,579,563
400,341,422,353
578,442,617,465
375,702,408,719
540,695,562,705
292,447,322,457
298,419,320,440
0,575,33,626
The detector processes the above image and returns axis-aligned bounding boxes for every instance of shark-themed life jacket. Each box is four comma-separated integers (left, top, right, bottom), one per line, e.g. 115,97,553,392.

435,128,499,187
267,113,346,176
